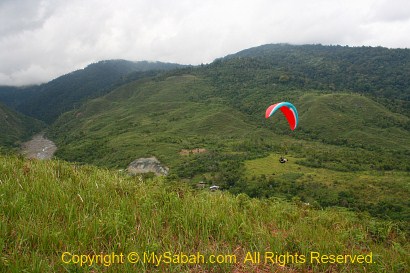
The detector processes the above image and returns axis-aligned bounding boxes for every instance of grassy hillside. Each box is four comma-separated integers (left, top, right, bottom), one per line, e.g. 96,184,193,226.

293,93,409,150
0,155,408,272
0,102,44,151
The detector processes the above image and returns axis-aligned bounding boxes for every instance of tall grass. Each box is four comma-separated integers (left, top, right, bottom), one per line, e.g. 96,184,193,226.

0,155,408,272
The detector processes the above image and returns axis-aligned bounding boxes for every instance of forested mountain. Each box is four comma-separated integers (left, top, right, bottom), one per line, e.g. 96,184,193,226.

0,102,43,150
217,44,410,100
0,60,184,123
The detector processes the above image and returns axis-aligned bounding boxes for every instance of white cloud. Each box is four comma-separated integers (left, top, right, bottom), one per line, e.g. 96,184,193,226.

0,0,409,85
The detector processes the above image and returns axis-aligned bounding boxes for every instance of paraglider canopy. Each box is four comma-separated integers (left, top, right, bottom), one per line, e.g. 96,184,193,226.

265,102,298,131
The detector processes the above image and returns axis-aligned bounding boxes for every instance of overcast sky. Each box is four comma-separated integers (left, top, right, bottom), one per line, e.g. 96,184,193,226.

1,0,409,86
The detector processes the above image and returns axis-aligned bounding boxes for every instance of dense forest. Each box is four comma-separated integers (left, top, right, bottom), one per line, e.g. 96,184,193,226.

217,44,409,100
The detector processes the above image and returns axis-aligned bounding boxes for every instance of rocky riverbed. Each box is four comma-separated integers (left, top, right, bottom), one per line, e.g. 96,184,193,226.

21,133,57,160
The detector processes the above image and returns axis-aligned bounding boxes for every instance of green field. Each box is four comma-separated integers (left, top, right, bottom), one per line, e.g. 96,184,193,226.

244,152,410,221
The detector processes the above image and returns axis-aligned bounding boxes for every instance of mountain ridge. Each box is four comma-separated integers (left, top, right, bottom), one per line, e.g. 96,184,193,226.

211,43,410,102
0,60,185,123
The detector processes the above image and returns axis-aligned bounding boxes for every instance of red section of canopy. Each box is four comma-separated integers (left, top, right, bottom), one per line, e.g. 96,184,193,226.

279,106,296,130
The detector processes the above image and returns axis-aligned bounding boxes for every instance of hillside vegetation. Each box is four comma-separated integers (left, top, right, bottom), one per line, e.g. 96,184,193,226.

0,102,44,151
49,73,410,169
217,44,410,101
0,155,408,272
49,75,263,167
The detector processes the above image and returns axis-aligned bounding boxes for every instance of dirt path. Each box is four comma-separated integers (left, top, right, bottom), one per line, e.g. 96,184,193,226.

21,133,57,160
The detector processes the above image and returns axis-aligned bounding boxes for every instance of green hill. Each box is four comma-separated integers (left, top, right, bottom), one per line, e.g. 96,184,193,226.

49,75,263,167
49,73,410,170
0,102,44,151
0,60,184,123
293,93,409,150
0,155,408,272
